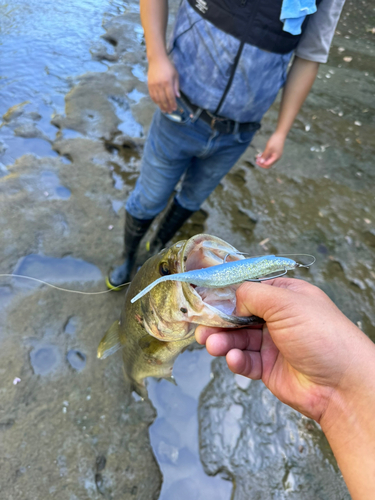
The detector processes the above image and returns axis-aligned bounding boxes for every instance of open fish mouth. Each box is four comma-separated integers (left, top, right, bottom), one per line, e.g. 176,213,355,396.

180,234,262,326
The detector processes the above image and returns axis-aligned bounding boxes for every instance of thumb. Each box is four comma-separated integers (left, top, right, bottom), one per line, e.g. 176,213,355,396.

235,281,298,321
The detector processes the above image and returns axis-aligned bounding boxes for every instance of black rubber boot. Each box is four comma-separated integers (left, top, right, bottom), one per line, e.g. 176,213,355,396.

106,212,153,289
146,199,194,256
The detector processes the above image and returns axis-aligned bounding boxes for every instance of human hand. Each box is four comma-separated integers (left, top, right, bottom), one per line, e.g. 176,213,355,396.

147,54,180,114
195,278,369,423
256,131,286,168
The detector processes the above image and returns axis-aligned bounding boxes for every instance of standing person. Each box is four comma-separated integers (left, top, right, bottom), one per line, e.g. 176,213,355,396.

107,0,345,289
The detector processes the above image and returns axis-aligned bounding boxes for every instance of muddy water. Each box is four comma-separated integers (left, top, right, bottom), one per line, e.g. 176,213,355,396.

0,0,374,498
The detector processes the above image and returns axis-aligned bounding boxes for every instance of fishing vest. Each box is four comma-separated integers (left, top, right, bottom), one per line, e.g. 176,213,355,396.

187,0,323,55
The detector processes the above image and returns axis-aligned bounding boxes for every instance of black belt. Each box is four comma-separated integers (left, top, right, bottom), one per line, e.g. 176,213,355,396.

180,92,260,134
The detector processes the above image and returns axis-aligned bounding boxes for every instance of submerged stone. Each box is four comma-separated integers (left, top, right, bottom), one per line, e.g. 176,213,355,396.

66,349,86,371
30,345,61,375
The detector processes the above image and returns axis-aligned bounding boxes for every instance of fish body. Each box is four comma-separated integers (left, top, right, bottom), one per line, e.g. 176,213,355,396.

130,255,299,303
98,234,264,397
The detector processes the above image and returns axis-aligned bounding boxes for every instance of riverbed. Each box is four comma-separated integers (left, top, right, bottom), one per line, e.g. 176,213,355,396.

0,0,374,498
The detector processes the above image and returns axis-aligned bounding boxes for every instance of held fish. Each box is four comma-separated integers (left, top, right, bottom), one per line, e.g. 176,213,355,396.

97,234,265,398
130,255,304,304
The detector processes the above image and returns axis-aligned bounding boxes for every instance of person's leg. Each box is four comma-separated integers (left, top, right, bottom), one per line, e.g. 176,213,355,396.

176,129,255,211
126,107,199,220
107,106,205,288
147,127,255,256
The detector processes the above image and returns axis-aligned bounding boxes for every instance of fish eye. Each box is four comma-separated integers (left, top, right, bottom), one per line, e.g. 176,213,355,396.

159,262,171,276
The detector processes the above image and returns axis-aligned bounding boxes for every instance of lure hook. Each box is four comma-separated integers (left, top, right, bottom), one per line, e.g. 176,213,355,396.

245,268,288,282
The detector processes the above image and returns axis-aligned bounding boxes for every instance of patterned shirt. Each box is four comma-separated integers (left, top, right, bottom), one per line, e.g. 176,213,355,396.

168,0,345,123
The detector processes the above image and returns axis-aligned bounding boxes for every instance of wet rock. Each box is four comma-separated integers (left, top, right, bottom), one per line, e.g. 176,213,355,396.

2,101,30,123
363,229,375,248
0,158,72,206
110,133,145,152
95,472,105,494
52,136,108,163
95,454,107,472
317,243,329,254
66,349,86,371
0,419,15,430
91,44,119,62
51,72,138,140
231,207,257,236
30,345,62,375
13,123,49,141
26,112,42,121
350,278,366,290
102,14,146,58
199,358,350,499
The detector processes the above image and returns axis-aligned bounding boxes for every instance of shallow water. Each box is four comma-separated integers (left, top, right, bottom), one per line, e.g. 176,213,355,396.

0,0,374,498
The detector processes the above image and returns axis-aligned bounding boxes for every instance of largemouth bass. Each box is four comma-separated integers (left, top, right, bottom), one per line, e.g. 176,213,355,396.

98,234,264,398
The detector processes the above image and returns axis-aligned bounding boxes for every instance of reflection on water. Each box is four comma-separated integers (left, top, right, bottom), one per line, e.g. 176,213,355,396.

0,0,114,113
13,254,103,288
0,0,124,169
148,348,232,500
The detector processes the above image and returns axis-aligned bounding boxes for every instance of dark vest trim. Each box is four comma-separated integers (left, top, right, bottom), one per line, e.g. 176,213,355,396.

214,41,244,115
187,0,322,55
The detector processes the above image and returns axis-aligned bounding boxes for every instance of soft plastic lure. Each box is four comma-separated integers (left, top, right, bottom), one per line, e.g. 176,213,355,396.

130,255,311,304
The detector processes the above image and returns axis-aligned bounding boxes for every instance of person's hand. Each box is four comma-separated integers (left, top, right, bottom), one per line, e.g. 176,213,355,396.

256,131,286,168
195,278,370,423
147,54,180,114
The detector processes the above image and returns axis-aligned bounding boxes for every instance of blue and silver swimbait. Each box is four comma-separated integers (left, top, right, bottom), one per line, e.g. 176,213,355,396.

130,255,308,304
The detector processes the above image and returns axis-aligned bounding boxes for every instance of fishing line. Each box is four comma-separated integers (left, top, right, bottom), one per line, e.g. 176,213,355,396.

0,274,130,294
275,253,316,267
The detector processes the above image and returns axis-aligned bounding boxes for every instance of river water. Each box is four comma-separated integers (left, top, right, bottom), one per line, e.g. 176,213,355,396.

0,0,374,498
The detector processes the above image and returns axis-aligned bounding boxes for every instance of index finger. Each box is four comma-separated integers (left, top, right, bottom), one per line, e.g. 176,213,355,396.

195,326,226,345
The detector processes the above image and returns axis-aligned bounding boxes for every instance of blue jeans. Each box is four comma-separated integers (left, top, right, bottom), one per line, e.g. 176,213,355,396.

126,99,257,219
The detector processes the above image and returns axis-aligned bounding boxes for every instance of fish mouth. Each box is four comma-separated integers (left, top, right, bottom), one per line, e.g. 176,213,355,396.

179,234,264,327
